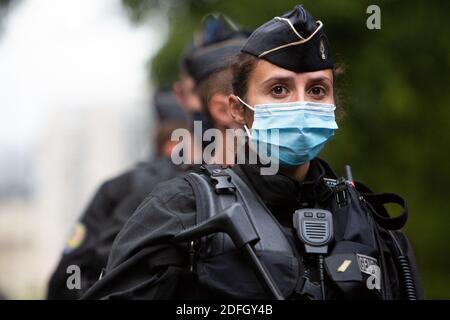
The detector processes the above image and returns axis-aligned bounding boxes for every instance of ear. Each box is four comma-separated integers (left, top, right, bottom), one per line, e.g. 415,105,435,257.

161,140,178,158
228,94,247,126
209,93,234,128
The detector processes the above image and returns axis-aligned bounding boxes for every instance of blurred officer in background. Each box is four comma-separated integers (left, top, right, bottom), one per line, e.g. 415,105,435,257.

184,13,250,164
80,14,250,299
46,120,192,299
153,88,189,124
48,13,248,300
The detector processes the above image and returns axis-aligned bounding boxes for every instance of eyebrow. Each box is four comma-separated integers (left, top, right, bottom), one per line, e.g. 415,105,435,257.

260,76,295,86
307,75,333,84
260,75,333,86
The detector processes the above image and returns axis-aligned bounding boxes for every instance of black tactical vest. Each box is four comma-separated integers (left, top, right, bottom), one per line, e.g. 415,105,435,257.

175,163,421,300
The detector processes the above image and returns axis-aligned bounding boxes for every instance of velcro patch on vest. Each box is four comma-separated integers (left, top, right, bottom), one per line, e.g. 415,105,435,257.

323,178,339,187
356,254,378,276
324,253,363,282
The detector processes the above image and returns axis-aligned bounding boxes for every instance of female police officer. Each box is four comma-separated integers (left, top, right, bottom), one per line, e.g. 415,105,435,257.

82,4,422,300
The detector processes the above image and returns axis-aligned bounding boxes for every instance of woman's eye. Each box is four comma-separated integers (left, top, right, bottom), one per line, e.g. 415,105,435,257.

271,85,288,96
308,86,326,98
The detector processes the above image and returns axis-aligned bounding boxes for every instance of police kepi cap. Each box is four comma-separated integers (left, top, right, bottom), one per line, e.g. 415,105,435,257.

185,14,250,84
241,4,333,72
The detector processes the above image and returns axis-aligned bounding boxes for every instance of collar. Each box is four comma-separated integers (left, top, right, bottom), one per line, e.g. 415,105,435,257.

237,158,335,224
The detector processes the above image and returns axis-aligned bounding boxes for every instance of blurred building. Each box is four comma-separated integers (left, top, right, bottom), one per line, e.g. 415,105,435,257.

0,102,153,299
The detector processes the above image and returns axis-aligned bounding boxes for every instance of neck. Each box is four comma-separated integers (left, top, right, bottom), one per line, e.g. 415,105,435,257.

280,162,310,182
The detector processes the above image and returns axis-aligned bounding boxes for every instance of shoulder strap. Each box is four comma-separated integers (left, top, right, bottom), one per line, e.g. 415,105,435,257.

227,166,295,253
184,164,298,254
181,165,303,299
184,165,237,225
355,181,409,230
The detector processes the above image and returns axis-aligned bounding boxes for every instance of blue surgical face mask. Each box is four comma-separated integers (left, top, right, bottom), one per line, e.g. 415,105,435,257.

237,96,338,166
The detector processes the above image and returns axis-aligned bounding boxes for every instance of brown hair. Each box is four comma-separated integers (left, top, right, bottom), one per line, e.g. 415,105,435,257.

231,52,346,118
195,67,234,122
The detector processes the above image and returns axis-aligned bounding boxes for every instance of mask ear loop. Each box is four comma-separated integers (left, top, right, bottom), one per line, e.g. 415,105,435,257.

243,124,252,139
236,95,276,115
236,96,255,111
236,96,254,139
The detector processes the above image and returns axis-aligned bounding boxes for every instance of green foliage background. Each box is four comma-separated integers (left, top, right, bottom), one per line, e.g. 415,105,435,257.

122,0,450,299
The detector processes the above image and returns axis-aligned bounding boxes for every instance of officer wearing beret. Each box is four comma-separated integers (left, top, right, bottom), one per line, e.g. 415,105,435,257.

82,5,423,300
